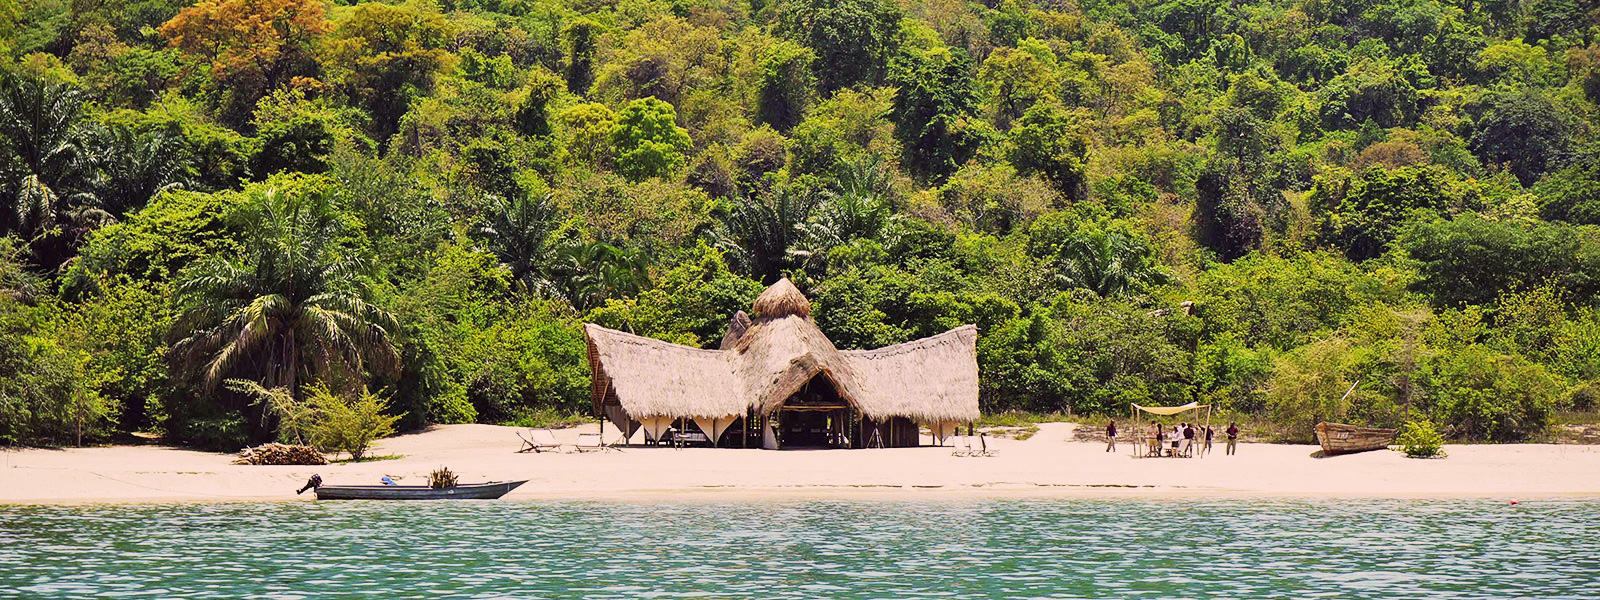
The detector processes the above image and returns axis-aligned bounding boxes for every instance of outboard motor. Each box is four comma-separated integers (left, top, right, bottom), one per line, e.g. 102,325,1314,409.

296,474,323,495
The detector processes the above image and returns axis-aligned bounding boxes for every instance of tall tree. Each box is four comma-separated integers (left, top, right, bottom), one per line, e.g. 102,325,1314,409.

168,181,398,413
0,71,99,269
551,240,649,311
1005,103,1088,200
320,1,454,144
891,48,989,183
562,18,599,96
81,125,191,220
1470,87,1573,186
610,97,692,181
717,188,820,283
755,41,816,132
1049,227,1169,298
1309,166,1454,261
472,190,559,295
0,71,86,201
776,0,902,93
801,155,896,253
159,0,332,125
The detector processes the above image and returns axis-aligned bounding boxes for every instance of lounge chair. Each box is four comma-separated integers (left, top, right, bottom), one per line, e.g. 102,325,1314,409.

575,432,610,453
517,428,562,453
1171,438,1191,458
951,435,972,457
975,433,996,457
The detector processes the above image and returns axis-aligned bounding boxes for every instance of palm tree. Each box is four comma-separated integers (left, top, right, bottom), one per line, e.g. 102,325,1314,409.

1051,228,1170,297
803,155,898,253
551,240,649,311
168,186,399,405
81,125,190,219
0,72,90,236
715,187,819,283
472,190,559,294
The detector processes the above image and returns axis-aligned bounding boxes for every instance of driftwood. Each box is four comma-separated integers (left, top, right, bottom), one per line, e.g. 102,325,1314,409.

233,443,328,465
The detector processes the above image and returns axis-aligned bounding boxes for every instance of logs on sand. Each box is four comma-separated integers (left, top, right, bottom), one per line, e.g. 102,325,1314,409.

233,443,328,465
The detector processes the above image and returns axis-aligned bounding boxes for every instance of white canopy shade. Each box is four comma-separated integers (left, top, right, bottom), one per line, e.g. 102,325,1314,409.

1131,402,1210,416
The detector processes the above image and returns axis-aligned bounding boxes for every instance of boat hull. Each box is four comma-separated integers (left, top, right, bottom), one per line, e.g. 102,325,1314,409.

1315,422,1395,455
314,480,526,500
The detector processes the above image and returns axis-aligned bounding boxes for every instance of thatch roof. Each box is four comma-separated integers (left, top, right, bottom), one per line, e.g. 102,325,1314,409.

718,310,752,349
585,280,980,424
584,325,747,419
840,325,980,423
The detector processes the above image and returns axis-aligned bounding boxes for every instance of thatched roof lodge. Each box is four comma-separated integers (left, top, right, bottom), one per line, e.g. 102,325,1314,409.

585,278,980,448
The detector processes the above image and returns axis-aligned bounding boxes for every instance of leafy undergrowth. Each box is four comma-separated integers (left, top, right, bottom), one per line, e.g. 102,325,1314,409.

1541,411,1600,444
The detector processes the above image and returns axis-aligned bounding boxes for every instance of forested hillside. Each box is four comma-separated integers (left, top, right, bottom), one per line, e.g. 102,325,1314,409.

2,0,1598,447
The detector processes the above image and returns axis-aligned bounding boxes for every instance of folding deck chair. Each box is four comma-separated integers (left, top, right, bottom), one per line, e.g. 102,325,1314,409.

951,434,972,457
516,428,563,453
975,432,997,457
575,432,615,453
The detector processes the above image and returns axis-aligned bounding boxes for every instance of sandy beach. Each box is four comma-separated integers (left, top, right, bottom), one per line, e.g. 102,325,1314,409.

2,423,1597,503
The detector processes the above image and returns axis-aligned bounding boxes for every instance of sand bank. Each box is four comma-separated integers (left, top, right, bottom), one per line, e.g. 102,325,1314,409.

2,423,1596,503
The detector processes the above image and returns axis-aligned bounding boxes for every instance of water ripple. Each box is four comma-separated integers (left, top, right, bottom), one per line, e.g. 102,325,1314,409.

0,498,1597,599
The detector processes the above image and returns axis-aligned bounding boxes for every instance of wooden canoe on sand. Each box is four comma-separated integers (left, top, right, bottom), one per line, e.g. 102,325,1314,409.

1315,422,1396,455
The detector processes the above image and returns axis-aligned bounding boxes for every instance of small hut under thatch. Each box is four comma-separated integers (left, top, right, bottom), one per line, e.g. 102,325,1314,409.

585,278,980,449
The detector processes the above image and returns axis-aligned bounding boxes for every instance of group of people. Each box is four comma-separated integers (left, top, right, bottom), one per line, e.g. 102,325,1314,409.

1103,420,1240,456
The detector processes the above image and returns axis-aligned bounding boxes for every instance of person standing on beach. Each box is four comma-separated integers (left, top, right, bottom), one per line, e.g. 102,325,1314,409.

1105,420,1118,452
1203,426,1213,455
1226,422,1240,455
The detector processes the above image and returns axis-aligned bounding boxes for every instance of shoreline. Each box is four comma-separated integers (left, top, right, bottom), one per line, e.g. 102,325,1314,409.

4,423,1598,505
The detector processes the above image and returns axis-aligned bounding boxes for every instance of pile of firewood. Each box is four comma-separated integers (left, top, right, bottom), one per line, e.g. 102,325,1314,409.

232,443,328,465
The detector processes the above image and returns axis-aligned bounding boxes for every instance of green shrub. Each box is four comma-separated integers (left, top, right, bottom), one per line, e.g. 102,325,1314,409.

308,385,403,461
226,379,312,445
1570,380,1600,412
1419,345,1559,441
170,411,248,451
1397,419,1445,458
0,298,115,445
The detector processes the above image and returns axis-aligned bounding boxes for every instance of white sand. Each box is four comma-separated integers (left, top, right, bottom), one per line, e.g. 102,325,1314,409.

2,423,1596,503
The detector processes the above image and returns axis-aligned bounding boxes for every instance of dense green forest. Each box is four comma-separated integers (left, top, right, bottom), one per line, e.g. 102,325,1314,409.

1,0,1597,447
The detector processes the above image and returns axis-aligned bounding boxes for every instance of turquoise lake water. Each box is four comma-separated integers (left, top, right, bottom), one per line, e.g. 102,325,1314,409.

0,498,1596,599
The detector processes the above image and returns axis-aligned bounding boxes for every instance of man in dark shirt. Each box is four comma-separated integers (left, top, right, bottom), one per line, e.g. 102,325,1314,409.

1203,426,1214,455
1226,422,1240,455
1105,420,1118,452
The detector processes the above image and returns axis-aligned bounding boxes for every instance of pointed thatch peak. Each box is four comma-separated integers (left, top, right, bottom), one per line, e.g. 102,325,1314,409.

752,278,811,319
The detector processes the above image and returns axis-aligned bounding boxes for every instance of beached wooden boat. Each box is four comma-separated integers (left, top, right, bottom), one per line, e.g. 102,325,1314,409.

1315,422,1395,455
312,480,526,500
